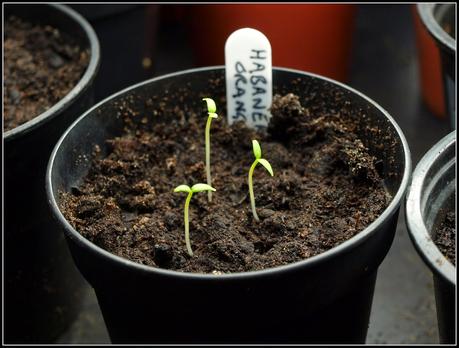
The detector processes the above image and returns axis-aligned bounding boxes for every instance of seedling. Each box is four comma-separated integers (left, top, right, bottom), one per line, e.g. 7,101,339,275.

174,183,216,256
248,140,274,221
202,97,218,202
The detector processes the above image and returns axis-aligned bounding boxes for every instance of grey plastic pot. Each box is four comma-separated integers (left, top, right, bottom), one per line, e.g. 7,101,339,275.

406,131,456,344
46,67,411,343
4,4,100,343
417,3,456,129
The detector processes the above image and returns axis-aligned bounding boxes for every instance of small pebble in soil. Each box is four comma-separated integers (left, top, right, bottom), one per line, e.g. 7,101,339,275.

48,52,65,68
164,212,178,229
9,88,21,104
257,208,275,219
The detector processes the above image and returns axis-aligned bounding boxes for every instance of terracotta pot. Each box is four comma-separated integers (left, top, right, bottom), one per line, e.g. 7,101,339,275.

417,3,456,129
412,5,446,119
186,4,356,82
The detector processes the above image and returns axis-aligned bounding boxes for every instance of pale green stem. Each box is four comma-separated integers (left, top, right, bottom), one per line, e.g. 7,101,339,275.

248,159,259,221
184,191,194,256
205,117,213,202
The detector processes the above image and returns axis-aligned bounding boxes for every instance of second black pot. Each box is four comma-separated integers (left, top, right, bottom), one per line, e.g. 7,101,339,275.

4,4,100,343
47,67,411,343
406,131,456,344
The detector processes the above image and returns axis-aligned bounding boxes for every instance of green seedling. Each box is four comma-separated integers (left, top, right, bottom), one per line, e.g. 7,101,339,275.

248,140,274,221
202,97,218,202
174,183,216,256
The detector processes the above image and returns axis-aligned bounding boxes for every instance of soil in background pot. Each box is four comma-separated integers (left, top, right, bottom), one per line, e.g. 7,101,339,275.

4,16,89,131
60,92,391,274
434,209,456,265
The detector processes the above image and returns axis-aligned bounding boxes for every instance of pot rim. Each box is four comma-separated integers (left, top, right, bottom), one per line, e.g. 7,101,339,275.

4,3,100,141
417,3,456,54
69,4,141,21
46,66,412,280
406,131,456,285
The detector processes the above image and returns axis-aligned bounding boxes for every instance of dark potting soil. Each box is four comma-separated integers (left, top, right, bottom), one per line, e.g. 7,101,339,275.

433,210,456,266
3,16,89,132
60,93,392,274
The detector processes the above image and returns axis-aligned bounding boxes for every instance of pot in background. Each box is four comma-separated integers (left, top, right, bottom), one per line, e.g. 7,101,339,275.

4,4,100,343
406,131,456,344
47,67,411,343
417,3,456,129
412,5,446,119
186,4,356,82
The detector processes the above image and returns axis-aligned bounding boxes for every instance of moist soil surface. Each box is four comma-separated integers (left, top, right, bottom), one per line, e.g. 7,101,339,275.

4,16,89,132
60,93,391,274
434,210,456,265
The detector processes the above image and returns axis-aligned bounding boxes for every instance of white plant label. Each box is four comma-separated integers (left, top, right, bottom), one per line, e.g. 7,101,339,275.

225,28,272,130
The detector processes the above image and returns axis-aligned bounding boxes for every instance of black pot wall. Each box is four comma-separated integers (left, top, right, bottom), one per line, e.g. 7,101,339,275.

47,67,411,344
434,275,456,343
4,4,100,343
69,4,159,101
432,192,456,344
405,131,456,344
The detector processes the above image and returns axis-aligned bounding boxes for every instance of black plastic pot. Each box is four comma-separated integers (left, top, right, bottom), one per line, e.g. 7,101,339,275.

46,67,411,344
4,4,100,343
418,3,456,129
69,4,159,101
406,131,456,344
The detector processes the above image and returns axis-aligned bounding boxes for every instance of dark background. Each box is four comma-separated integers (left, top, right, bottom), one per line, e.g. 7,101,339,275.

57,4,453,344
